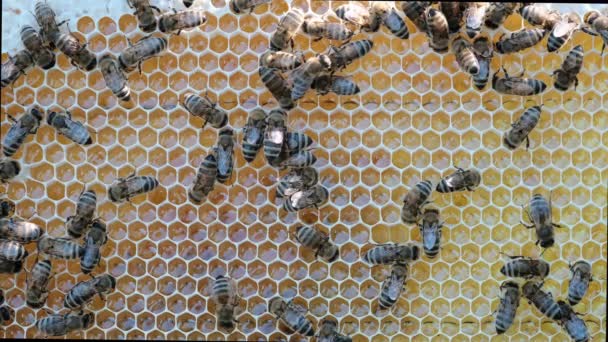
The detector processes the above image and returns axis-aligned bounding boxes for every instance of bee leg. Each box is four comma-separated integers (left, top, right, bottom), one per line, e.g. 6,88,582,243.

177,30,182,36
57,19,69,28
500,66,509,78
517,68,526,78
573,77,579,90
525,137,530,150
150,6,162,14
551,222,562,228
520,220,535,229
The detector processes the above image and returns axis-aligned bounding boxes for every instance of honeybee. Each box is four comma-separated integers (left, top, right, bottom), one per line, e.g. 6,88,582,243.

522,281,562,320
495,28,547,54
38,236,83,260
363,243,420,265
471,36,493,89
270,8,304,51
64,274,116,309
56,33,97,71
1,50,34,88
439,2,468,34
0,198,15,218
3,105,44,157
35,1,65,48
182,92,228,129
582,10,608,55
283,185,329,212
553,45,584,91
557,300,590,342
495,281,521,335
503,105,542,150
452,36,480,75
311,74,360,96
326,39,374,72
127,0,160,33
520,193,560,248
47,110,93,146
268,297,315,337
258,66,295,110
0,218,44,243
568,260,592,306
212,275,240,331
333,3,373,30
35,311,94,336
419,208,443,258
465,2,490,38
188,154,217,204
401,180,433,224
230,0,272,14
66,189,97,238
276,167,318,198
520,4,561,30
425,8,450,53
80,219,107,274
289,54,332,101
369,2,409,39
437,167,481,193
548,13,581,53
26,259,53,309
492,66,547,96
293,225,339,262
400,2,432,33
214,128,235,184
20,25,56,70
0,239,28,261
500,255,550,279
99,54,131,102
119,36,167,73
281,151,317,169
483,2,520,30
317,317,351,342
263,109,287,164
0,159,21,183
0,258,23,274
242,109,267,163
378,262,408,310
302,13,354,41
259,51,304,71
108,173,159,203
158,9,207,35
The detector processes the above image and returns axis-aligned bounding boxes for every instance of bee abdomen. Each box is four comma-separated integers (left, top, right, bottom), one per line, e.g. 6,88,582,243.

140,176,159,193
159,10,207,33
0,239,28,261
547,32,567,52
536,297,562,319
282,151,317,168
496,28,546,54
242,142,263,162
384,11,409,39
294,226,318,248
330,77,360,95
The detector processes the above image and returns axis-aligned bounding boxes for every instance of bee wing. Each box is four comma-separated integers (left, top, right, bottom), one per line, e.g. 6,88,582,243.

553,20,577,37
267,128,285,144
503,78,530,93
216,147,233,175
385,273,403,300
243,125,262,145
3,122,27,144
422,226,438,247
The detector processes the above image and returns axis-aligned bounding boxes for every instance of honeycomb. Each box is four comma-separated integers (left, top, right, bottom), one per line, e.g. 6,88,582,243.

1,0,607,340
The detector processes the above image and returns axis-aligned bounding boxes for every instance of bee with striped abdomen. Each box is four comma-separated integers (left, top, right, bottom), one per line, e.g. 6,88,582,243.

35,1,65,48
270,8,304,51
35,311,94,337
582,10,608,55
259,51,304,71
0,159,21,183
363,243,420,265
20,25,55,70
0,259,23,274
503,105,543,150
452,36,480,75
108,173,159,203
558,300,590,342
182,92,228,129
471,36,493,90
520,4,561,30
38,236,83,260
439,2,468,34
281,151,317,169
80,219,107,274
500,255,550,279
119,36,167,73
495,28,547,54
419,208,443,258
311,74,360,96
1,50,34,88
548,13,581,52
436,167,481,193
0,198,15,218
214,128,235,184
285,132,314,154
0,218,44,243
401,180,433,224
370,2,409,39
3,105,44,157
66,189,97,238
127,0,160,33
568,261,592,306
99,54,131,102
326,39,374,72
293,225,339,262
317,317,352,342
492,66,547,96
276,167,318,198
56,33,97,71
520,193,560,248
302,13,354,42
212,275,240,331
258,66,295,110
400,2,432,33
0,239,28,261
268,297,315,337
26,259,53,309
483,2,520,30
495,281,520,335
47,110,93,146
242,109,267,163
522,281,562,320
283,185,329,212
64,274,116,309
158,9,207,35
425,8,450,53
553,45,584,91
263,109,288,164
188,154,217,204
378,262,408,310
465,2,490,38
230,0,272,14
289,54,332,101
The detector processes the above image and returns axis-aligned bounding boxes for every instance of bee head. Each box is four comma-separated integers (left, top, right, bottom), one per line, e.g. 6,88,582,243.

81,312,95,329
540,238,554,248
229,0,241,14
318,54,332,70
219,127,234,137
84,56,98,71
584,10,600,25
6,160,21,176
326,247,340,263
106,274,117,290
29,106,44,122
46,111,58,125
411,245,420,260
268,297,284,315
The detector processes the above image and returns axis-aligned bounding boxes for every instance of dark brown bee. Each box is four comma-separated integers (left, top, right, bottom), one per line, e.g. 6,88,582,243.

0,239,28,261
81,219,107,274
520,4,561,30
281,151,317,169
214,128,235,184
35,1,65,48
503,105,543,150
99,54,131,102
378,262,408,310
419,208,443,258
119,36,167,73
425,8,450,53
1,50,34,88
500,255,550,279
127,0,160,33
439,2,468,34
495,281,520,335
263,109,288,164
66,189,97,238
483,2,520,30
302,13,354,41
0,218,44,243
553,45,584,91
363,243,420,265
259,50,304,71
35,311,94,336
401,180,433,224
242,109,267,163
465,2,490,38
182,92,228,129
0,258,23,274
548,13,580,52
258,66,295,110
436,167,481,193
56,33,97,71
26,259,53,309
317,317,352,342
188,154,217,204
158,9,207,35
212,275,240,331
520,193,561,248
20,25,56,69
369,2,409,39
270,8,304,51
311,74,360,96
47,110,93,146
326,39,374,72
452,36,480,75
289,54,332,101
0,198,15,219
557,300,590,342
283,185,329,212
522,281,562,320
0,159,21,183
37,236,83,260
492,66,547,96
64,274,116,309
400,1,432,33
471,36,493,90
495,28,546,54
568,260,592,306
276,167,318,198
293,225,339,262
230,0,272,14
582,10,608,55
268,297,315,337
3,105,44,157
108,173,159,203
